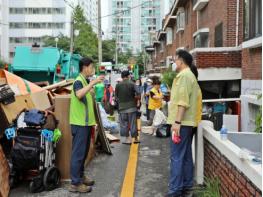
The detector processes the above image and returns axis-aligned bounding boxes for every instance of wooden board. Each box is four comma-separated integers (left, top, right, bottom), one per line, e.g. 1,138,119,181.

0,94,35,123
94,102,112,155
0,78,6,85
0,145,10,197
106,133,120,143
30,90,51,111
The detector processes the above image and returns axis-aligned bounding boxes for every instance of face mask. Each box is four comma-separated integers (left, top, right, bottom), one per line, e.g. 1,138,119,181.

172,63,177,71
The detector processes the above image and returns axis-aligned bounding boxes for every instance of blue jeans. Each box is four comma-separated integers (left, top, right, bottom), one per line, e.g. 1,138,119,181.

70,125,91,185
119,111,138,137
168,126,194,196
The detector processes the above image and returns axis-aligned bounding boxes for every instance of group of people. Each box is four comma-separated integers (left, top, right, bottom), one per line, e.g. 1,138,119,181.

68,49,202,197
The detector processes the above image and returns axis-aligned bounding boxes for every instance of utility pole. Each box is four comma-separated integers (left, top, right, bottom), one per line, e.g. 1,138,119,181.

70,14,74,54
115,12,119,68
98,0,102,66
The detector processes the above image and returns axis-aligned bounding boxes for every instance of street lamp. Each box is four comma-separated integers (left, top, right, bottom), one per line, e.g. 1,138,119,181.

74,29,80,37
55,37,59,48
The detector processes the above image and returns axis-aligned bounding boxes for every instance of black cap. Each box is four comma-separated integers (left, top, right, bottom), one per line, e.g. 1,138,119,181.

121,70,130,78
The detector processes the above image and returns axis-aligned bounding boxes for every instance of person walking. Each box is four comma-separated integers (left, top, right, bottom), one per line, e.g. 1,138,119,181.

144,78,153,120
148,76,163,126
115,70,140,144
69,57,104,193
103,80,114,115
166,50,199,197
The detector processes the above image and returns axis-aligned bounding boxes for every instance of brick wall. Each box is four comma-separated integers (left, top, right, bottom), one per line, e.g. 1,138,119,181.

199,0,243,47
204,139,262,197
193,50,242,68
242,47,262,80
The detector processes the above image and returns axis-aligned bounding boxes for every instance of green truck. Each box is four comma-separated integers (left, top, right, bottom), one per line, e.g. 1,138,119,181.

10,45,81,84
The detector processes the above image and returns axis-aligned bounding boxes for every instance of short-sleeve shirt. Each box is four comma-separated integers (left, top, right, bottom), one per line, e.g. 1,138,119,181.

167,68,199,126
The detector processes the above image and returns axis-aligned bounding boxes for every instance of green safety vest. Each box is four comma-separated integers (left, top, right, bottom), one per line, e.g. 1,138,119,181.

69,74,96,126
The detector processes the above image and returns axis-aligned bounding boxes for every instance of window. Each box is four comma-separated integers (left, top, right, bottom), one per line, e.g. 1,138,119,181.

9,7,65,15
185,6,189,25
166,28,173,45
176,8,185,32
215,22,223,47
244,0,262,40
194,32,209,48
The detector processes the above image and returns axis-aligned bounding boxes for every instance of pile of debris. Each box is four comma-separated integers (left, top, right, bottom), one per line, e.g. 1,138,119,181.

0,69,118,195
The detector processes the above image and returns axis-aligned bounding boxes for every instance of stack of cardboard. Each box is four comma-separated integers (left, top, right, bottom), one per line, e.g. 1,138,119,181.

0,145,9,197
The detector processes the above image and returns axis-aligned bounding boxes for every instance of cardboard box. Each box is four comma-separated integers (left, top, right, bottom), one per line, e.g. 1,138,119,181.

54,95,72,181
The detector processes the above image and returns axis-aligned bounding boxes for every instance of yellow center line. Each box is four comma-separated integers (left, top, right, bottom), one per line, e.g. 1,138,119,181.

120,138,140,197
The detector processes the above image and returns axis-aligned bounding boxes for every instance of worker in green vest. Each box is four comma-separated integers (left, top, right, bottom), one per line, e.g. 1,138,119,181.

69,57,104,193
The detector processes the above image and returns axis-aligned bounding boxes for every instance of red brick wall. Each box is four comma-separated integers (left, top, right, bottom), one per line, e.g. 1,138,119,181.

204,139,262,197
242,47,262,80
198,0,243,47
176,0,197,50
193,50,242,68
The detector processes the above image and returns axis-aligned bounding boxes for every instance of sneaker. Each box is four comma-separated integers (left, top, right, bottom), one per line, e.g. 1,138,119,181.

122,137,132,145
69,184,92,193
83,176,95,186
134,137,140,144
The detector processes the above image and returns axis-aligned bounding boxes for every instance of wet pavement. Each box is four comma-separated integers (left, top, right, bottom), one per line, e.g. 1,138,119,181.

135,133,170,197
9,133,171,197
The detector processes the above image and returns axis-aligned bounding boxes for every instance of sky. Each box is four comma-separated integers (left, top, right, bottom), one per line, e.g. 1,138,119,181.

101,0,111,39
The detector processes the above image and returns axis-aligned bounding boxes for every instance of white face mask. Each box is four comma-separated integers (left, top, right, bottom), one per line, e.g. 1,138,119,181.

172,63,177,71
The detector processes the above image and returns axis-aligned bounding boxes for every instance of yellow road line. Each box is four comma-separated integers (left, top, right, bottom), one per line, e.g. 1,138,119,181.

120,141,139,197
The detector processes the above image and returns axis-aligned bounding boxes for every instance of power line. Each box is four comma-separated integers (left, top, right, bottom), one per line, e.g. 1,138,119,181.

90,1,153,22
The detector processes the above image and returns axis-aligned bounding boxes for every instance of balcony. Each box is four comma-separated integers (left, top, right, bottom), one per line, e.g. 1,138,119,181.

193,0,209,11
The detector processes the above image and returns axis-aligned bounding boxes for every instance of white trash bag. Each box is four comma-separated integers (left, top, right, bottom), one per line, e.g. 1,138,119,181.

152,109,167,127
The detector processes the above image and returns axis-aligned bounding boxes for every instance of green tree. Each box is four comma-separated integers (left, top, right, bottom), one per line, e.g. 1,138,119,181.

118,48,133,64
42,5,98,61
102,39,116,62
42,34,70,51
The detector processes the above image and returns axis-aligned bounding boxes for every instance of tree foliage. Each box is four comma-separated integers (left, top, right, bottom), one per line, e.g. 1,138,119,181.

102,39,116,62
42,4,98,61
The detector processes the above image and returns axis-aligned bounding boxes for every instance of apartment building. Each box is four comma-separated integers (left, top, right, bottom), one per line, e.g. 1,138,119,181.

147,0,261,132
1,0,72,62
78,0,98,34
110,0,169,54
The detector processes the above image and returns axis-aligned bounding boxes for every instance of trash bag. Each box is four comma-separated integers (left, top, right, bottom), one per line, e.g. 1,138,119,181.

152,109,167,127
156,124,171,138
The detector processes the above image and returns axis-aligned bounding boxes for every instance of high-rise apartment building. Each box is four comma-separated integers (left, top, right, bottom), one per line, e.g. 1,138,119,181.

0,0,72,62
78,0,98,33
110,0,168,54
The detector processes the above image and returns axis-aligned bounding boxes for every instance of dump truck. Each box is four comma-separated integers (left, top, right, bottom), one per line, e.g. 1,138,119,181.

10,45,81,84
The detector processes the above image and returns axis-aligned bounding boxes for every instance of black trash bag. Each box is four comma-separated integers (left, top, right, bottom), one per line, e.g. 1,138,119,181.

156,124,171,138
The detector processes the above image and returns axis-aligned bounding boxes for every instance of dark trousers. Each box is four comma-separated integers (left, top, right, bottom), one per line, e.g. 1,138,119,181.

168,126,194,196
119,111,138,138
70,125,92,185
146,104,150,120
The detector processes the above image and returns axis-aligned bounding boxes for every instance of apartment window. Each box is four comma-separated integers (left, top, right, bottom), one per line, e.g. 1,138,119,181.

244,0,262,40
9,22,65,29
9,7,65,15
176,8,185,32
215,23,223,47
194,32,209,48
185,6,189,25
166,28,173,45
